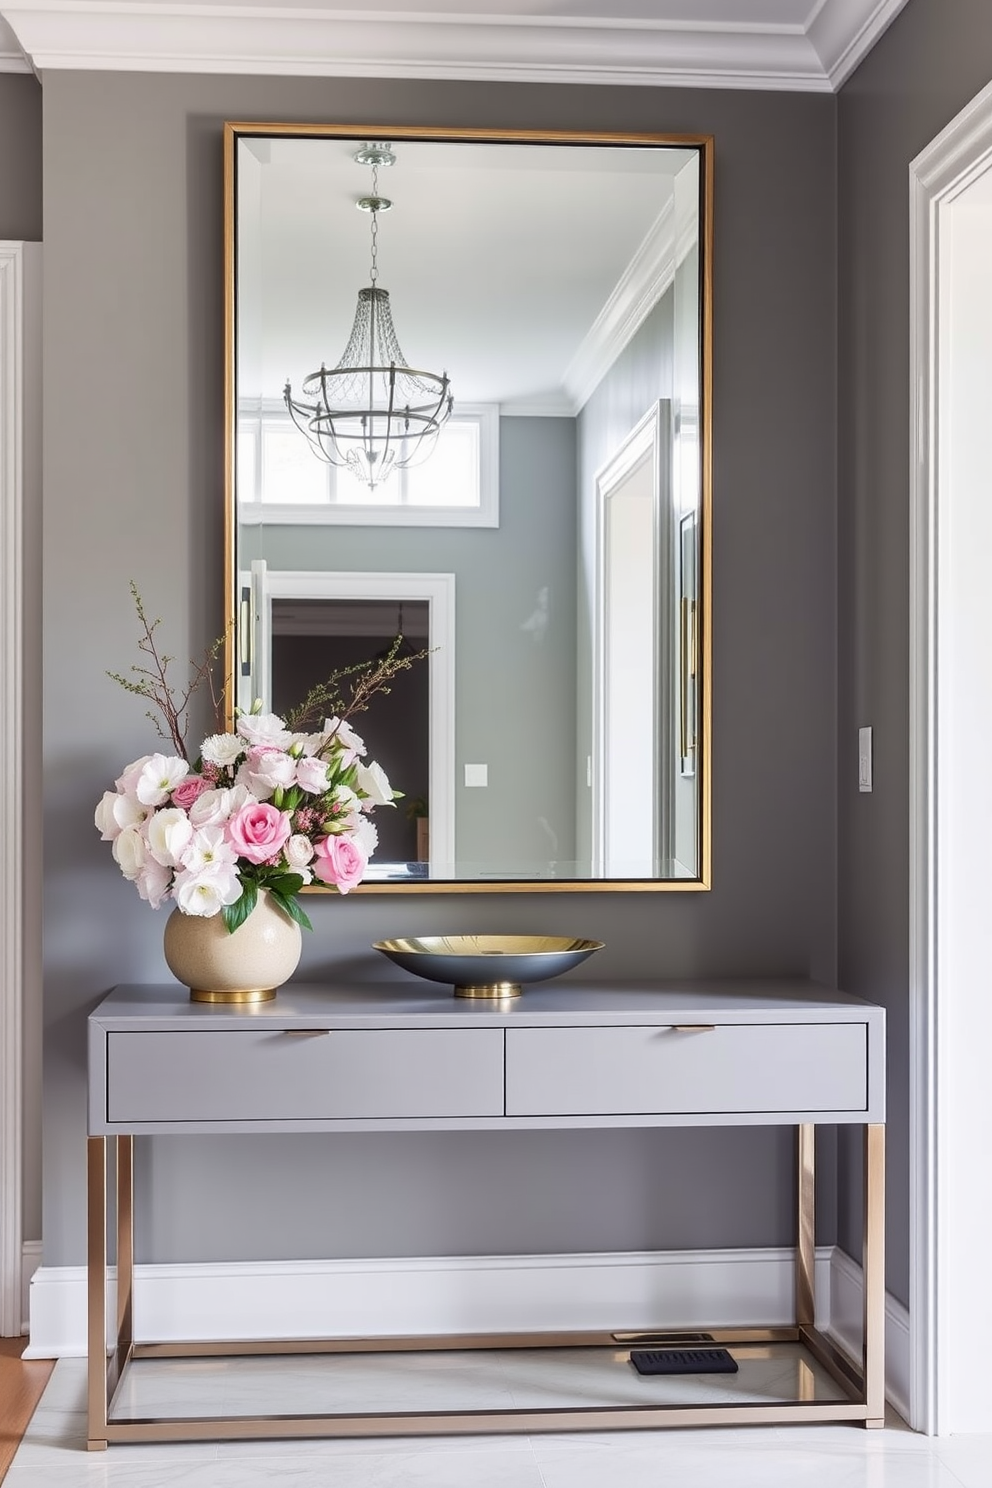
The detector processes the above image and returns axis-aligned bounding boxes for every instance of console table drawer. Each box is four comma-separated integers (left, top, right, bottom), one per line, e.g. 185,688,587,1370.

505,1023,867,1117
106,1029,504,1123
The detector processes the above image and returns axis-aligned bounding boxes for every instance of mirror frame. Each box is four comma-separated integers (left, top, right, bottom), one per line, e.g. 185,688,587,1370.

223,122,713,894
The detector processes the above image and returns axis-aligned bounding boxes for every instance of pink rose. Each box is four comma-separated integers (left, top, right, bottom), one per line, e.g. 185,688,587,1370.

312,833,368,894
171,775,209,809
226,801,292,865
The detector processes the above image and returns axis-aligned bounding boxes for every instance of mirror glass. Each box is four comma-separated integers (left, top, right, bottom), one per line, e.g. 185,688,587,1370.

226,125,711,889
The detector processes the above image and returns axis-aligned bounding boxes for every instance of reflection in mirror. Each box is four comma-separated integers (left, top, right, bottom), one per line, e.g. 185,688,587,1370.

225,125,712,890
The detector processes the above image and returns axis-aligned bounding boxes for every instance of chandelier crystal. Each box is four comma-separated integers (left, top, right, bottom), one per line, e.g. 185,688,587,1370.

284,144,453,491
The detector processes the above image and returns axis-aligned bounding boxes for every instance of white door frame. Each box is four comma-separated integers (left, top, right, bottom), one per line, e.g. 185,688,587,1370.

0,244,28,1335
245,565,457,876
591,401,673,877
909,77,992,1435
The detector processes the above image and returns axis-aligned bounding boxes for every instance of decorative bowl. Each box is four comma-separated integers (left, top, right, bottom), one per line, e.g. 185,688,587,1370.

372,934,604,999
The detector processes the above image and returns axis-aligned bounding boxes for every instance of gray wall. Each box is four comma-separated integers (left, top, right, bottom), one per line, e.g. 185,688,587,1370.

837,0,992,1308
42,72,837,1267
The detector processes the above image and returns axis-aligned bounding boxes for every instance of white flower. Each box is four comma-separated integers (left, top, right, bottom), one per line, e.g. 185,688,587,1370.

112,824,148,881
356,759,395,808
136,754,189,808
200,732,244,768
180,826,239,876
115,754,153,798
95,790,144,840
323,717,367,757
331,784,360,815
134,860,172,909
236,712,293,749
346,812,379,858
188,783,252,829
238,746,297,798
295,755,330,794
172,865,243,917
146,807,194,868
285,834,314,869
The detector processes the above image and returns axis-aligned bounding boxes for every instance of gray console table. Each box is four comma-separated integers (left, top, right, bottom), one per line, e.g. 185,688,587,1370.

87,979,885,1449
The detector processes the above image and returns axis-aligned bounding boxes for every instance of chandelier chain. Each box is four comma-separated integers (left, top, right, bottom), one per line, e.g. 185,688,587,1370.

369,162,379,287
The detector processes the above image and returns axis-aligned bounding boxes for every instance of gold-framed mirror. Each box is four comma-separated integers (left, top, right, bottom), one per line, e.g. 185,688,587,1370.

224,123,712,892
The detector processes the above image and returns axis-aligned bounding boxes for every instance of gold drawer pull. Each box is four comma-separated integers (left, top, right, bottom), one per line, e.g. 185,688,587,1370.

671,1024,716,1033
282,1029,330,1038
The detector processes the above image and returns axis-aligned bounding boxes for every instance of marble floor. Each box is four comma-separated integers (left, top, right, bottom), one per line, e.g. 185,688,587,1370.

8,1349,992,1488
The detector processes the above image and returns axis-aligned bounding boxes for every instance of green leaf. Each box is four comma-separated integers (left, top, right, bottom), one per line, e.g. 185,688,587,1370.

270,890,313,933
265,872,305,896
222,878,258,934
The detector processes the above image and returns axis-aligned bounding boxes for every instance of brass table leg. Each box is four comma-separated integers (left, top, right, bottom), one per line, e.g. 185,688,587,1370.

86,1137,107,1451
796,1124,815,1329
864,1124,886,1427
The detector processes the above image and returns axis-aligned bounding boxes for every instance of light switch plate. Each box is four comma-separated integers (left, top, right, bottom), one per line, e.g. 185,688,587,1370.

464,763,488,788
858,727,872,793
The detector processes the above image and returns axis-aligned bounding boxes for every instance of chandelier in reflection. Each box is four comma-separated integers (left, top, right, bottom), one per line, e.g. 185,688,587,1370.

284,143,453,491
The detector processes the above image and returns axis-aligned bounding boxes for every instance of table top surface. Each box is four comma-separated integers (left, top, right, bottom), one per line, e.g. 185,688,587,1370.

91,978,886,1032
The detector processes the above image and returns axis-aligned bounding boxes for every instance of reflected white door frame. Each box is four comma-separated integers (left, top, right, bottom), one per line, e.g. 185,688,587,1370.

909,78,992,1435
244,565,456,876
591,401,673,878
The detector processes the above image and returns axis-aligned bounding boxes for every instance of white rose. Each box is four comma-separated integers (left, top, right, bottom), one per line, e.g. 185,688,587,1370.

236,712,293,749
112,824,148,881
285,834,314,869
188,783,251,829
135,860,172,909
172,865,243,917
200,732,244,768
146,807,194,868
356,759,395,808
295,755,330,794
136,754,190,808
239,746,297,797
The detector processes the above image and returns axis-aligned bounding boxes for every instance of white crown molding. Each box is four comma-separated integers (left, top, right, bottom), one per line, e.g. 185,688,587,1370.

564,196,676,413
0,2,909,91
808,0,909,89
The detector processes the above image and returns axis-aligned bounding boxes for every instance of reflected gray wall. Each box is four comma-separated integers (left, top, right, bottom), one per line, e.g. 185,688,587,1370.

836,0,992,1307
42,72,837,1267
241,416,578,871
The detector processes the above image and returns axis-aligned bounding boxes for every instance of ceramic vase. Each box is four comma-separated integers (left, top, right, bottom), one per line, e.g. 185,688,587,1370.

162,889,303,1004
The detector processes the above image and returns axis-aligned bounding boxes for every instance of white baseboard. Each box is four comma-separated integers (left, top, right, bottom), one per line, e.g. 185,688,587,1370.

829,1246,911,1422
26,1243,911,1415
21,1239,41,1335
27,1244,833,1359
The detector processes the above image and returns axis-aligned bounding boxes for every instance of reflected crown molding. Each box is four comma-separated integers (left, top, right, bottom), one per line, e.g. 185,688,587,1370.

0,2,908,91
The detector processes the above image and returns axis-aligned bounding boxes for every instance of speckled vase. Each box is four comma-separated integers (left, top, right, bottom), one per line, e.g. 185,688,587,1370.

162,889,303,1004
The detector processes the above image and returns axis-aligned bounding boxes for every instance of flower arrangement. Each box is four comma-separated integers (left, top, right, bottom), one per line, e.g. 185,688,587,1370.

95,585,424,933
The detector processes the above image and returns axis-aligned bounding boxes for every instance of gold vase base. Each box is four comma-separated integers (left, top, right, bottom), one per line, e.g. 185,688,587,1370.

453,982,522,1000
189,986,278,1004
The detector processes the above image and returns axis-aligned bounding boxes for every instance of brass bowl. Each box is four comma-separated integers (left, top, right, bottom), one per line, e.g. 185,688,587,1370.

372,934,604,999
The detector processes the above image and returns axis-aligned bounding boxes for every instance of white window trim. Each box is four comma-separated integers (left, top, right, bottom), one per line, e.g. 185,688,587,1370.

238,401,499,529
